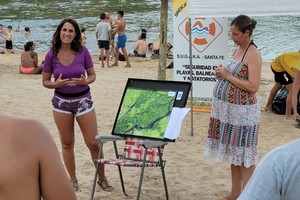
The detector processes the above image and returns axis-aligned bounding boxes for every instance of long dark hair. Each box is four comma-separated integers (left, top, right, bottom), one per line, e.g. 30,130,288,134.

51,18,82,56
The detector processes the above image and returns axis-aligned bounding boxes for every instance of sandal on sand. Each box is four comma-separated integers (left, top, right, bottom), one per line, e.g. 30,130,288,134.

97,179,113,192
70,180,79,191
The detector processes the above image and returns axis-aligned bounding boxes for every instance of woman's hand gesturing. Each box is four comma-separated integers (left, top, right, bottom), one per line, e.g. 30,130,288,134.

54,73,71,88
70,75,88,86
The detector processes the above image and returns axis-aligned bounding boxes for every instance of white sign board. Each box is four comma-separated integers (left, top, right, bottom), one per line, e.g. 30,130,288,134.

173,0,228,110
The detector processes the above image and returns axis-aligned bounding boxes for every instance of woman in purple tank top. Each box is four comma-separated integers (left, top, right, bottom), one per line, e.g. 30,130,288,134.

42,18,112,192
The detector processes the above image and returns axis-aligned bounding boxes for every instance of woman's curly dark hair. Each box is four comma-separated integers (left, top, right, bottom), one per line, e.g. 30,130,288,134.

50,18,82,56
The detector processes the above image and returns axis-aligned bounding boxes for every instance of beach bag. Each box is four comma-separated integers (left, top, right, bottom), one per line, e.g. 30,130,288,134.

272,87,300,115
119,53,125,61
272,87,288,115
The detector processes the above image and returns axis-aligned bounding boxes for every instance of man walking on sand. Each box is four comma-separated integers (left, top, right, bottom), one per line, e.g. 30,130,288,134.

111,10,131,68
96,12,111,68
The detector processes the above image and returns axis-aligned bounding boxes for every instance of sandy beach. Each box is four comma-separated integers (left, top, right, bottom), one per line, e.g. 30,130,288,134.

1,52,299,200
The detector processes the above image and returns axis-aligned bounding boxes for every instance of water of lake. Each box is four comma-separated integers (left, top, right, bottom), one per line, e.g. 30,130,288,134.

0,0,299,60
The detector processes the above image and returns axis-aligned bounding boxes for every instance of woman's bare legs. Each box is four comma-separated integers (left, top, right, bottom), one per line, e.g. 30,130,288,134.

226,165,242,200
53,111,77,181
241,165,255,188
76,109,112,191
226,165,255,200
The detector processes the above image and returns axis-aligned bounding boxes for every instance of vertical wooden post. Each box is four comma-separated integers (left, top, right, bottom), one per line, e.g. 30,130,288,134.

158,0,168,80
188,18,194,136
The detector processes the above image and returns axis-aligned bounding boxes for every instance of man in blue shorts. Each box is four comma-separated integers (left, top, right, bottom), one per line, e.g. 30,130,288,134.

111,10,131,68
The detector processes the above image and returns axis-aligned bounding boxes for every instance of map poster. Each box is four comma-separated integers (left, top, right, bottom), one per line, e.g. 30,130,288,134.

113,88,177,140
173,0,228,112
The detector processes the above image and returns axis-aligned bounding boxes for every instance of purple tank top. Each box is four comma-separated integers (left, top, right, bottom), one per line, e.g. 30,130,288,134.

43,46,93,94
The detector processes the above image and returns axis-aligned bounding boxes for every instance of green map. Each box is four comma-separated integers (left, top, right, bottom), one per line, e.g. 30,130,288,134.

114,88,176,139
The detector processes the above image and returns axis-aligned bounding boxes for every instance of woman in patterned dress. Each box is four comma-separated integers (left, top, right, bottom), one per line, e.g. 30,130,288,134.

204,15,262,200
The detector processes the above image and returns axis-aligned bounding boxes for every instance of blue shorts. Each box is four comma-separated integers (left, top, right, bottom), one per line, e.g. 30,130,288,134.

117,34,127,48
52,93,94,117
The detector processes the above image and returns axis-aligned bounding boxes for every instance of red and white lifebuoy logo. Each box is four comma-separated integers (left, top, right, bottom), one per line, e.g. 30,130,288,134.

178,17,223,53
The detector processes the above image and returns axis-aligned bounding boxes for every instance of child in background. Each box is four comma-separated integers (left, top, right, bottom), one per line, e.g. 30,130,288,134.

0,24,5,52
138,28,147,40
15,25,20,32
5,25,13,53
129,32,147,58
105,11,116,54
81,27,87,45
146,42,154,58
0,24,4,36
23,27,31,37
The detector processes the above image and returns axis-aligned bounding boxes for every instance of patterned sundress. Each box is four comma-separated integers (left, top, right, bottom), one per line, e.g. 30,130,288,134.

204,46,260,168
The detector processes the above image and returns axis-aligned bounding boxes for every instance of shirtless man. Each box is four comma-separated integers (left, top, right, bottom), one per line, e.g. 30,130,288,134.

0,115,77,200
111,10,131,68
129,32,147,58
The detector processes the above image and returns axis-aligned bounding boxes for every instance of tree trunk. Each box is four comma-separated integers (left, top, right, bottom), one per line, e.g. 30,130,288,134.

158,0,168,80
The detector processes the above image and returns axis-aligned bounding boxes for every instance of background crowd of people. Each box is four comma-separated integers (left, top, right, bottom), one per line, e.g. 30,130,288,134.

1,10,173,74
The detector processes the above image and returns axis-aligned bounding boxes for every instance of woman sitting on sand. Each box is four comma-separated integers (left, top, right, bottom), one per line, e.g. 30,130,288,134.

20,41,43,74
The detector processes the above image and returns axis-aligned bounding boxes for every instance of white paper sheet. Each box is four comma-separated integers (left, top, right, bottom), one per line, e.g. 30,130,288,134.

164,107,190,140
